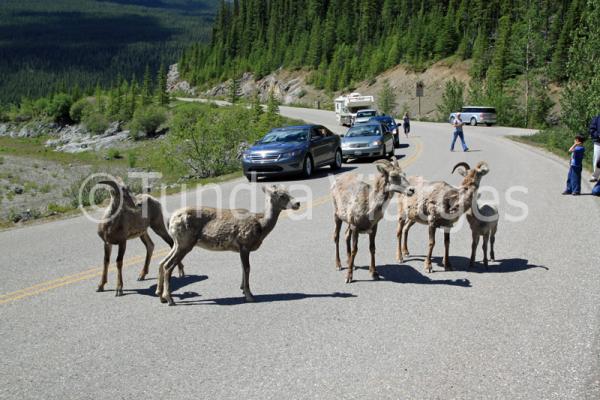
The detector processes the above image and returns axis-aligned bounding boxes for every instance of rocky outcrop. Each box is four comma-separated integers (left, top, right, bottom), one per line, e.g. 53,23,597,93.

206,69,308,105
167,64,196,96
45,122,130,153
0,122,59,138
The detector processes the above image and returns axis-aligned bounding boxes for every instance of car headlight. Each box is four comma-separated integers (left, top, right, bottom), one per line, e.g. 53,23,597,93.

280,150,301,160
371,140,382,146
242,152,252,161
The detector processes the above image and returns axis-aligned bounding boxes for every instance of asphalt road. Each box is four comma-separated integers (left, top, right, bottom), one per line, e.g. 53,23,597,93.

1,106,599,399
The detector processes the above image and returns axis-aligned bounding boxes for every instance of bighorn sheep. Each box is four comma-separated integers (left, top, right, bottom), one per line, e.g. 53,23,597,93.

466,200,498,268
156,184,300,306
332,159,415,283
396,161,489,272
97,179,184,296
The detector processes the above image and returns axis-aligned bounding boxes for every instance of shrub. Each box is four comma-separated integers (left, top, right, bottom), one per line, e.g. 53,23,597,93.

69,98,93,123
127,151,137,168
129,105,167,139
83,112,109,135
47,93,73,124
106,148,122,160
437,78,465,121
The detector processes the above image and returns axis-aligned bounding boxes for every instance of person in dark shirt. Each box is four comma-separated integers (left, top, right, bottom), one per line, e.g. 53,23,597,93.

563,135,586,195
402,112,410,137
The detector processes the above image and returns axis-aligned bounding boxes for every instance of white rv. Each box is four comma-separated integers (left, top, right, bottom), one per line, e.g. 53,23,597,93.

334,93,375,126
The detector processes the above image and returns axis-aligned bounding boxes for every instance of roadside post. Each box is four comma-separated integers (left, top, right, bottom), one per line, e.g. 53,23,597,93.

416,81,424,119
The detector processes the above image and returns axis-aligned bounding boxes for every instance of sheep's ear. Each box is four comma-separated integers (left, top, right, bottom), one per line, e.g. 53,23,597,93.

476,162,489,176
376,163,390,176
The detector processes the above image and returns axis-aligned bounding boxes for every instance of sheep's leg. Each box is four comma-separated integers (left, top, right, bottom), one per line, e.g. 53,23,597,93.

162,246,192,306
482,233,490,268
425,225,436,273
346,229,359,283
115,241,127,297
97,243,111,292
153,223,185,278
469,232,480,269
333,217,343,270
369,225,379,280
138,233,154,281
240,250,255,302
443,228,453,271
345,226,352,266
402,219,416,258
490,227,496,262
396,217,405,262
156,246,177,301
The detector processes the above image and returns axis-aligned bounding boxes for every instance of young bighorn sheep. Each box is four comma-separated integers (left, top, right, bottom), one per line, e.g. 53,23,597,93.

332,159,415,283
156,184,300,306
396,161,489,272
97,179,184,296
466,200,498,268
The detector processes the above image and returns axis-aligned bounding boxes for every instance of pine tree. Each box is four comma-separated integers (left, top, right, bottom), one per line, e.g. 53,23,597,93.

141,65,152,106
155,64,169,106
251,91,263,122
378,79,397,115
266,90,280,119
228,75,241,104
487,15,512,89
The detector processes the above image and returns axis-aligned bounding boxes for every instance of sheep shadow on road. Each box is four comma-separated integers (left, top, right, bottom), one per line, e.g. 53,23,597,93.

177,291,356,306
423,256,548,274
350,264,471,287
122,274,208,300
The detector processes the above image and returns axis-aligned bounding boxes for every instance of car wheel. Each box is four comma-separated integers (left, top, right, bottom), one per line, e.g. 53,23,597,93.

330,150,342,170
485,123,492,127
394,135,400,148
245,173,255,182
302,155,313,178
470,117,477,126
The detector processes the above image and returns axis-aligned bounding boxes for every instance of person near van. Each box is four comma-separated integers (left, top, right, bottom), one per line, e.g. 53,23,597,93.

402,113,410,137
589,114,600,182
563,135,585,196
450,113,469,152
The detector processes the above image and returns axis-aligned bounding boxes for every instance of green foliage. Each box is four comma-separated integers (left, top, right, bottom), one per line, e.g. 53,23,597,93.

267,91,280,120
69,98,93,124
83,112,109,135
145,102,296,178
377,79,397,115
155,65,169,106
106,148,122,160
129,105,168,139
561,0,600,135
0,0,219,103
228,76,241,104
46,93,73,123
437,78,465,120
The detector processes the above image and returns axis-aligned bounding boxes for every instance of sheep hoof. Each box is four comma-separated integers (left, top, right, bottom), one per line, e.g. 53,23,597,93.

444,265,454,271
168,300,176,307
345,277,353,284
335,262,342,271
115,289,123,297
244,294,256,303
424,264,433,273
96,286,104,292
136,275,145,281
159,296,168,304
371,273,380,280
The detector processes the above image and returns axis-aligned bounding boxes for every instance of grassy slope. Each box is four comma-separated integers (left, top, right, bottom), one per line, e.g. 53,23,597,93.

0,0,218,103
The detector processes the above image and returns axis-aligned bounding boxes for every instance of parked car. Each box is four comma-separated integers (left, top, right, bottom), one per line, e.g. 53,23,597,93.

369,115,400,147
341,122,395,161
242,125,342,180
449,106,497,126
354,109,378,125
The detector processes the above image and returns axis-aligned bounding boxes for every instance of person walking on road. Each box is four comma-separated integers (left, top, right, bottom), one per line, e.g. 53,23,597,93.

450,112,469,152
563,135,586,196
589,114,600,182
403,112,410,137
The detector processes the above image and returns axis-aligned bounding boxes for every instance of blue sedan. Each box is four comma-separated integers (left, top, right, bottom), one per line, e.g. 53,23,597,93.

242,125,342,180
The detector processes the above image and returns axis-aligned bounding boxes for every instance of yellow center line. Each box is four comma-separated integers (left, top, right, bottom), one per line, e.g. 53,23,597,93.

1,137,423,305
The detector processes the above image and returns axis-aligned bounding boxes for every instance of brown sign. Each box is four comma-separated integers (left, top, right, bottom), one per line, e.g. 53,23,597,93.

416,82,424,97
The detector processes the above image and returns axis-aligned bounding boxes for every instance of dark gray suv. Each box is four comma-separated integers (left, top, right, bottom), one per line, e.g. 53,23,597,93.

242,125,342,180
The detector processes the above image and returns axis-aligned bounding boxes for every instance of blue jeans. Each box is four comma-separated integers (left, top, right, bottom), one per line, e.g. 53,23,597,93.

565,165,582,194
451,130,468,151
592,181,600,196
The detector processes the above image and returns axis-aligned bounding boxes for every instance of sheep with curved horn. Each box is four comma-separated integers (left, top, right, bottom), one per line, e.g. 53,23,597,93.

396,161,489,272
96,178,184,296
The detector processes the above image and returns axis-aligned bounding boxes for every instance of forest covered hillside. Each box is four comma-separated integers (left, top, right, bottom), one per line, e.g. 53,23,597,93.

0,0,219,103
180,0,598,130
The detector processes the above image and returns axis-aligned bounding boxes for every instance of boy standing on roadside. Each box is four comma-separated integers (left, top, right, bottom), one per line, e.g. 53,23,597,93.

563,135,586,196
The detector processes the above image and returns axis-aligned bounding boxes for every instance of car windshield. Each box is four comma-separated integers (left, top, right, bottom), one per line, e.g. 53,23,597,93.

260,128,309,143
346,126,381,137
357,110,377,118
